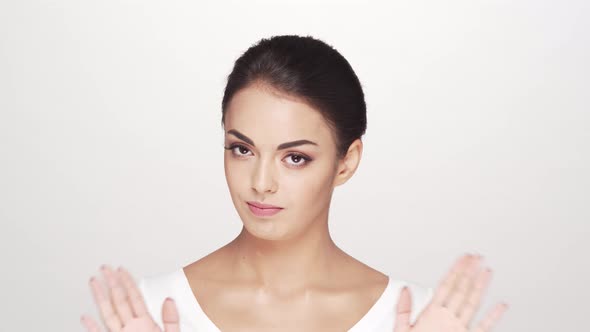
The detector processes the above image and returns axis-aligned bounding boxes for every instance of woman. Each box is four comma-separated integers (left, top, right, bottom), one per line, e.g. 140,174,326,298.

81,35,508,332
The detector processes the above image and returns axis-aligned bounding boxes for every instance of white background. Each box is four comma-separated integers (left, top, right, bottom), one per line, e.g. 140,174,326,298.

1,1,588,331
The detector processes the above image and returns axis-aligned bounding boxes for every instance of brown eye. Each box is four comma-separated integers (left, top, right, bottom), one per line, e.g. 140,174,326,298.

228,144,252,157
237,146,249,155
284,153,311,167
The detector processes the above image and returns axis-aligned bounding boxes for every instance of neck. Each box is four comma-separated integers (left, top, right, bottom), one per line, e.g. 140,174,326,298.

227,218,341,291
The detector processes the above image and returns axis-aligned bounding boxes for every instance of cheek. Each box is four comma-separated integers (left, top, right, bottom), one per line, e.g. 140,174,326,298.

284,165,335,207
224,156,244,192
224,154,336,203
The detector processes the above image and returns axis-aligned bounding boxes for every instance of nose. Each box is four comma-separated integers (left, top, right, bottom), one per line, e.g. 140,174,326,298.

251,157,278,194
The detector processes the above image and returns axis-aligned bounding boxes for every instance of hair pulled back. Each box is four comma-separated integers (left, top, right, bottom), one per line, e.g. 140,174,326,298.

221,35,367,158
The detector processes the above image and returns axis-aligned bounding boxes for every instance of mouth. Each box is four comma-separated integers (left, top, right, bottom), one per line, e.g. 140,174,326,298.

246,201,283,217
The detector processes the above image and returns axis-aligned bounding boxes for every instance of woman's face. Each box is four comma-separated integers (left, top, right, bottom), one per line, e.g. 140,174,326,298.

223,83,347,241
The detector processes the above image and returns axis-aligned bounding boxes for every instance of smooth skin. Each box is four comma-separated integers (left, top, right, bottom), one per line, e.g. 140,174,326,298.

82,83,508,331
81,265,179,332
81,255,507,331
394,254,508,332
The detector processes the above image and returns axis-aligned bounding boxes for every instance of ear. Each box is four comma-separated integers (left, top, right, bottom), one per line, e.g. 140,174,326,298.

333,138,363,187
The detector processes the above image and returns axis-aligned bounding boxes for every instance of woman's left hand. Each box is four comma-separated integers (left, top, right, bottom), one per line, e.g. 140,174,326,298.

393,254,508,332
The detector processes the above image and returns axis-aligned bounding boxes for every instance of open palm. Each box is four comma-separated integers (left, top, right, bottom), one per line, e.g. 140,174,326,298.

81,265,180,332
394,254,508,332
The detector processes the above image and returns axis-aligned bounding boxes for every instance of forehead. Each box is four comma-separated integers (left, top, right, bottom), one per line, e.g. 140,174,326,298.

224,84,335,147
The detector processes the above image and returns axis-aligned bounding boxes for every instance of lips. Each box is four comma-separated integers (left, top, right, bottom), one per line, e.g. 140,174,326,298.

246,201,283,217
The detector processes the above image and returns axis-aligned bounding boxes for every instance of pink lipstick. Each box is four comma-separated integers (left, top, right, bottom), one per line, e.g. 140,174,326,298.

246,201,283,217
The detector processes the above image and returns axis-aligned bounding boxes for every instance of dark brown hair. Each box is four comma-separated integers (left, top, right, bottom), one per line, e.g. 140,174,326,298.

221,35,367,158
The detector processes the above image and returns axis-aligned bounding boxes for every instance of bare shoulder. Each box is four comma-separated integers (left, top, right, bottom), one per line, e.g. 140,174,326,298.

328,249,390,308
183,245,233,282
183,246,389,295
180,246,391,330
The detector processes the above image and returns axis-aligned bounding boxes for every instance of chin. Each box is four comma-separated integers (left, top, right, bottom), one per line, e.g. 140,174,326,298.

230,200,285,240
241,217,292,241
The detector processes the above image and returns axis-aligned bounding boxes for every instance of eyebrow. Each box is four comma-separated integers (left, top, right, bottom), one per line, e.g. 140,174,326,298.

226,129,318,150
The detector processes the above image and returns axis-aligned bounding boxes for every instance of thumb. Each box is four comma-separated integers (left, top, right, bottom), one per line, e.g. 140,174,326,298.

393,286,412,332
161,297,180,332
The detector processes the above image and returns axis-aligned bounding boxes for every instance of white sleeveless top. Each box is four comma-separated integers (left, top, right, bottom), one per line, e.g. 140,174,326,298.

138,269,432,332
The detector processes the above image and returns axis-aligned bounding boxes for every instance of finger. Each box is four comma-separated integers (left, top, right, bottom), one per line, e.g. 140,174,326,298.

90,267,122,331
103,266,135,324
432,254,471,306
80,315,104,332
393,286,412,332
162,298,181,332
471,303,509,332
459,268,492,326
117,266,150,317
447,255,482,313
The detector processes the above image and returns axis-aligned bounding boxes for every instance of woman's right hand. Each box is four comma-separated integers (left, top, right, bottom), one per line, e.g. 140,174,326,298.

393,254,508,332
81,265,180,332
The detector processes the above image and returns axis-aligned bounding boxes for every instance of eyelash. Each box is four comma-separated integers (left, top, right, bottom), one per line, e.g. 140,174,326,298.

223,143,312,168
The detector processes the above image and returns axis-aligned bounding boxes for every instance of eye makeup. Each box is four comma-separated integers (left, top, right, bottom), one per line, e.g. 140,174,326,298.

226,129,318,151
223,142,313,168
